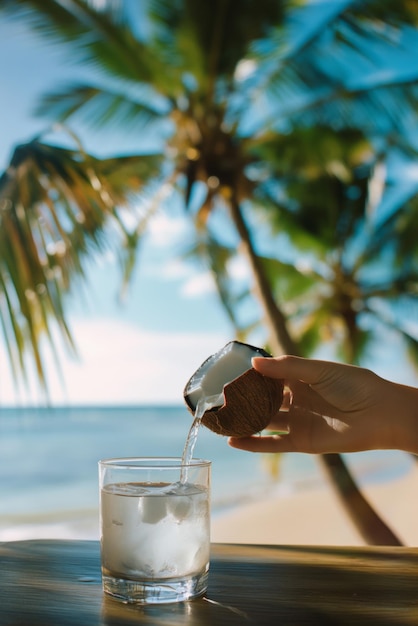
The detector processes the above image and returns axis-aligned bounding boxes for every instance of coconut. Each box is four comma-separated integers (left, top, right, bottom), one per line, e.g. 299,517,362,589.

183,340,284,437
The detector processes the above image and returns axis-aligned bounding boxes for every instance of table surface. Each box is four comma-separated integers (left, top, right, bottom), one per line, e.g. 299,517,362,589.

0,540,418,625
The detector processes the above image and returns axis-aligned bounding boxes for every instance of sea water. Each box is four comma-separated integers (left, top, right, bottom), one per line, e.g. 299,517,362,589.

0,406,413,541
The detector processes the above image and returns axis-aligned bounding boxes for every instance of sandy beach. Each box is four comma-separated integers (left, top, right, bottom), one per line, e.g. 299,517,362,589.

212,458,418,546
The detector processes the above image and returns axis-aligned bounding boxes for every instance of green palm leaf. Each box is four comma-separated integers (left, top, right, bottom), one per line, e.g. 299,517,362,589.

36,83,166,130
0,129,163,389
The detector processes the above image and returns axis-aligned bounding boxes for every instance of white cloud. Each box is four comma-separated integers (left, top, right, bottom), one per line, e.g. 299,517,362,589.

147,213,189,247
160,258,192,280
181,272,217,298
174,255,250,300
0,319,230,407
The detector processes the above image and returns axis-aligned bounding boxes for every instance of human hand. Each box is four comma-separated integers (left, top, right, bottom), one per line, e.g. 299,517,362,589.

228,355,417,454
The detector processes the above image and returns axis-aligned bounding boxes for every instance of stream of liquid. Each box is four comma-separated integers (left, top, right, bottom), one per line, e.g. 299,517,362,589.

181,396,216,481
181,416,202,469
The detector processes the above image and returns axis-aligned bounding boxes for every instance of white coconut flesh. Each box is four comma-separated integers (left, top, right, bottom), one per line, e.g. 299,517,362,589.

185,341,270,418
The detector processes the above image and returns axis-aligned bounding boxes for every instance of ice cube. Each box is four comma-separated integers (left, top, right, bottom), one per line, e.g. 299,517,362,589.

167,494,193,521
139,495,167,524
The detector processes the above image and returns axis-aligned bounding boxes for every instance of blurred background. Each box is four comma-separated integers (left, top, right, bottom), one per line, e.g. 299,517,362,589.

0,0,417,546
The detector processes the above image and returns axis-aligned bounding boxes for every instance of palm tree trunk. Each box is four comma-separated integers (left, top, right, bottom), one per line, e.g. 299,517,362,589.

322,453,402,545
228,195,402,546
228,197,293,356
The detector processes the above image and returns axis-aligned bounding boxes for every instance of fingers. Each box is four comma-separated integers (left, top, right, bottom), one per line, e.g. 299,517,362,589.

252,354,339,386
228,434,296,454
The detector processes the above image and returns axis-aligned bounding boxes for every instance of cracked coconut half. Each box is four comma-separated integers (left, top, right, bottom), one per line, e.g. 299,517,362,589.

183,340,284,437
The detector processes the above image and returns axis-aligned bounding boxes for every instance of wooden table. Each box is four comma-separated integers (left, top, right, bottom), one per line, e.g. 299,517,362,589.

0,540,417,625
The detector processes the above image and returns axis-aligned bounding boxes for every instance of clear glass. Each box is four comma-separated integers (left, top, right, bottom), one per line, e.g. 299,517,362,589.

98,457,211,604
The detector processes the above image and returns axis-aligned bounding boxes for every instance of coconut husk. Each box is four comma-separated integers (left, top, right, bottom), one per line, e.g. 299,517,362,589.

198,368,284,437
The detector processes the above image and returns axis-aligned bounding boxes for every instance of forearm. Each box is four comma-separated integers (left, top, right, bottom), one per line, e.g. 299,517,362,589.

380,380,418,454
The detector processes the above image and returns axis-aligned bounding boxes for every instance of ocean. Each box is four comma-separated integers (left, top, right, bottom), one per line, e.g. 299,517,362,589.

0,406,413,541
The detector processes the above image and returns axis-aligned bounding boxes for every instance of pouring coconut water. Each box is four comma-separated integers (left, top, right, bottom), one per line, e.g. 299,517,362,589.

181,340,285,471
99,340,284,604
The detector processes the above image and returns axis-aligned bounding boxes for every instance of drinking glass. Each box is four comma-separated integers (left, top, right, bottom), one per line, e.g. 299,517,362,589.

98,457,211,604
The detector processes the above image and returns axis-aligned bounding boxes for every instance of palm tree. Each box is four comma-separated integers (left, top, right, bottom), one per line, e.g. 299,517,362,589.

1,0,418,543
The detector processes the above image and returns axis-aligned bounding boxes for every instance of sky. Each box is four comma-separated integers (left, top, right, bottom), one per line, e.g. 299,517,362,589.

0,15,237,406
1,7,417,406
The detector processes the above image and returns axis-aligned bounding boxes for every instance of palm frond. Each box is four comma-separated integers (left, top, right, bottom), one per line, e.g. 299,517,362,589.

251,1,418,138
0,129,163,389
36,82,168,129
261,256,323,302
0,0,150,81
